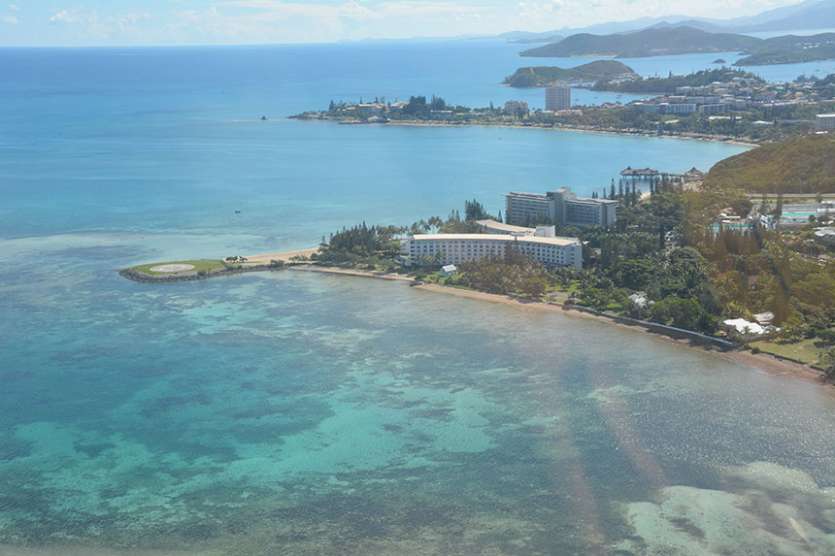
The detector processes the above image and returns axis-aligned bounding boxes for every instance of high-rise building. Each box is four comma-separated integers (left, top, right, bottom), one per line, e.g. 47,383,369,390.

545,86,571,111
505,187,618,228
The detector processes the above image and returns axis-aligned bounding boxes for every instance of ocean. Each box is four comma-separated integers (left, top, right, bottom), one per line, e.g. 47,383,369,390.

1,40,834,554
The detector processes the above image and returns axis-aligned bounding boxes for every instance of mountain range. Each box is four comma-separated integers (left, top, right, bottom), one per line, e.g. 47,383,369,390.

501,0,835,43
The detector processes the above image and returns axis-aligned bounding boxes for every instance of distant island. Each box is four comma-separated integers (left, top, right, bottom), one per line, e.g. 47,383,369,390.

734,33,835,66
520,26,835,66
503,60,637,88
521,26,760,58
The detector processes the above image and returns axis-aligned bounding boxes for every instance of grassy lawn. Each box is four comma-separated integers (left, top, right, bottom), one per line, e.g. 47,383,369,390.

545,289,571,304
749,338,826,366
131,259,226,276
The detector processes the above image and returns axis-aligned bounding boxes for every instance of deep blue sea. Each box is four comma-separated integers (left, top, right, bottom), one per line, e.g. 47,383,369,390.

2,40,835,555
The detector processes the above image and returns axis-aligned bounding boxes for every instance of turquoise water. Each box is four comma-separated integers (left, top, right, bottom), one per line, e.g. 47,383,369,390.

1,42,835,554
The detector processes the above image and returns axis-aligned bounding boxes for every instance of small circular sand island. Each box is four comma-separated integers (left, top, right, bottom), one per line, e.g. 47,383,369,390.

149,263,195,273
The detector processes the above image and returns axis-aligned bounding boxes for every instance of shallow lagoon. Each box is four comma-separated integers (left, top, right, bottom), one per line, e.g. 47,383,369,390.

1,41,834,554
2,262,835,554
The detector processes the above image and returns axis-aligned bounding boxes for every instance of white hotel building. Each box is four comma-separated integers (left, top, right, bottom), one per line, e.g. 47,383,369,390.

401,233,583,269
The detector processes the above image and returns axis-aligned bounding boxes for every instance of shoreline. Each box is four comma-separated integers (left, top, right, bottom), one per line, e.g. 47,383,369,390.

120,250,828,387
287,264,829,387
292,117,760,147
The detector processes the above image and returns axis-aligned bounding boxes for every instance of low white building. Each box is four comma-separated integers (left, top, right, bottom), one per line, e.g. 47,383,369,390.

816,113,835,131
814,227,835,245
401,233,582,269
476,219,556,238
722,313,780,341
476,219,536,236
628,292,650,309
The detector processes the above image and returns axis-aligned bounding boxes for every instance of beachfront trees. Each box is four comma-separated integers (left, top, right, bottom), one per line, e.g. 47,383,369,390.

822,348,835,380
464,199,489,221
650,296,715,332
317,223,403,265
457,250,551,299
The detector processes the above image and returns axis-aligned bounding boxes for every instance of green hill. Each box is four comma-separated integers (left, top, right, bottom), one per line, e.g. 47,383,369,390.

734,33,835,66
704,135,835,194
521,26,760,58
504,60,637,88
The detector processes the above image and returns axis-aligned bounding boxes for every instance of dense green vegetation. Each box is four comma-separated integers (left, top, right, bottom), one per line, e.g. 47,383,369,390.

695,229,835,366
314,223,404,270
704,135,835,194
593,68,763,94
521,26,760,58
450,250,552,300
503,61,637,88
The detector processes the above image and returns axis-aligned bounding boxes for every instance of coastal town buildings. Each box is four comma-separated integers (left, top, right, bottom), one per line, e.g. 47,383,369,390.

505,187,618,228
401,233,583,269
504,100,530,118
545,86,571,111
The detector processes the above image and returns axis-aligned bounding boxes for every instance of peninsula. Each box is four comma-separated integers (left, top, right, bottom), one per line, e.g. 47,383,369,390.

124,143,835,381
290,71,835,143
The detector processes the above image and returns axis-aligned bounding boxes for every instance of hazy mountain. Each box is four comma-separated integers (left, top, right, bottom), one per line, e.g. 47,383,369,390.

496,0,835,43
498,15,712,44
729,0,835,31
521,26,761,58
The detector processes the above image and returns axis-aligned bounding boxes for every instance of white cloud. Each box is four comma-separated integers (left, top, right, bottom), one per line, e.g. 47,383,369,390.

167,1,488,43
19,0,810,46
49,9,86,24
46,8,153,42
1,14,16,25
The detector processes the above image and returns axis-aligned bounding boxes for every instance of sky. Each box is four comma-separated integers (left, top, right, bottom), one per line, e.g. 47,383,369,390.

0,0,806,46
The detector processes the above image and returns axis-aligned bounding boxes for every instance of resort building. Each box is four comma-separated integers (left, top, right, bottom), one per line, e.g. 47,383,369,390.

505,188,618,228
816,114,835,131
475,219,556,238
401,233,583,269
545,86,571,111
504,192,552,226
660,103,697,115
